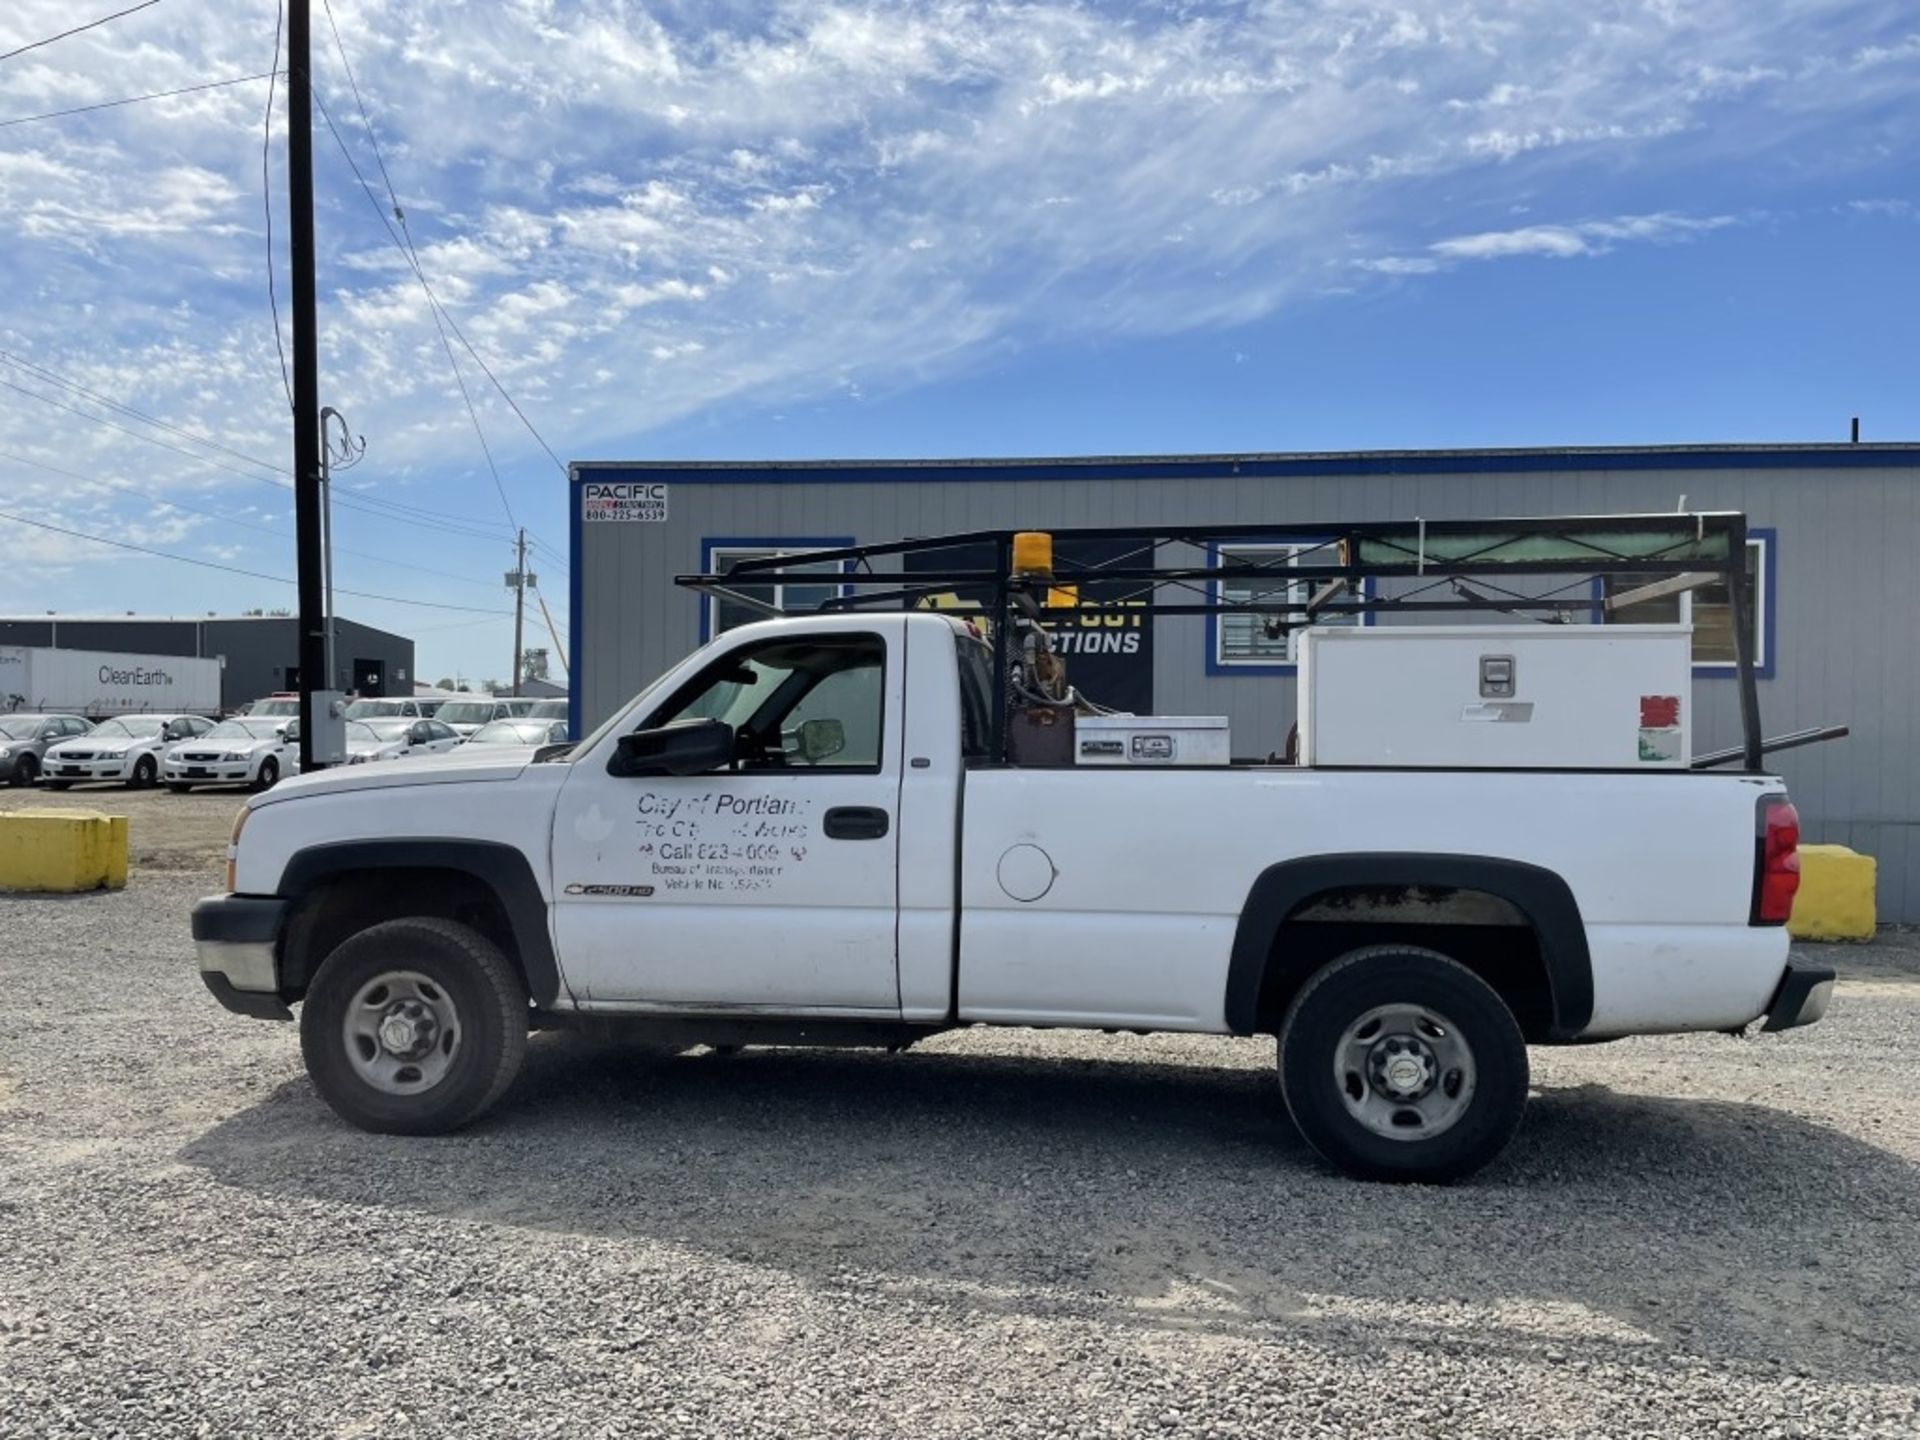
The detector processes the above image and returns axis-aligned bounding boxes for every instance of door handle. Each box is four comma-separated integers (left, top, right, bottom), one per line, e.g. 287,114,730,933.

823,806,890,840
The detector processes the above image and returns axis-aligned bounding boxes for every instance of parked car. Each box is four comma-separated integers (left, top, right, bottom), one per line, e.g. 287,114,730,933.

42,713,215,789
460,718,571,748
430,699,525,737
0,713,91,788
247,696,301,719
344,718,464,763
344,698,445,721
163,718,299,792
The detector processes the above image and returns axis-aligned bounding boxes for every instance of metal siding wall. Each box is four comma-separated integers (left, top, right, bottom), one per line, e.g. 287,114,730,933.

576,460,1917,920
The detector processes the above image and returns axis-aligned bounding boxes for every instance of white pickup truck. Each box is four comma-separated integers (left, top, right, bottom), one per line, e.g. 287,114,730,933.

194,606,1829,1182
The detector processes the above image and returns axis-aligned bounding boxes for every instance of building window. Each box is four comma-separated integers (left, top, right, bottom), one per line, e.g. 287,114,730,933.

1212,542,1360,669
702,540,853,639
1600,532,1773,673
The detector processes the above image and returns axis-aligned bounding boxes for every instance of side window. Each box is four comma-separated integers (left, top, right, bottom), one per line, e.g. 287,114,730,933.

1601,534,1773,673
430,721,455,741
63,718,86,737
644,634,887,773
779,662,882,768
956,636,994,762
707,544,850,637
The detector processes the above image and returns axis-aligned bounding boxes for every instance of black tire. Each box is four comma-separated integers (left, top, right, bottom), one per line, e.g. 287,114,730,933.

166,783,193,795
45,779,73,791
1278,945,1528,1184
252,757,280,792
131,755,157,789
8,754,36,787
299,917,529,1135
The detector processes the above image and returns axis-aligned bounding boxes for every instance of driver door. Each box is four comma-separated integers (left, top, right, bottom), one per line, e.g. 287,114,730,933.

550,620,905,1014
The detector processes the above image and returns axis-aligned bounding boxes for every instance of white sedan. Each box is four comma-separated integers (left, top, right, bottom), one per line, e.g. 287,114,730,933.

162,718,300,793
459,717,572,750
41,713,215,790
344,717,464,764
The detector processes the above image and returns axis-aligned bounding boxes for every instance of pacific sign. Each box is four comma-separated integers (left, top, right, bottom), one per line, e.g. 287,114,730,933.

582,481,669,523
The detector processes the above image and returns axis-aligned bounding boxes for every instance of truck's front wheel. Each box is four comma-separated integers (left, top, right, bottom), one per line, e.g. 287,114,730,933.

1278,946,1527,1184
299,917,528,1135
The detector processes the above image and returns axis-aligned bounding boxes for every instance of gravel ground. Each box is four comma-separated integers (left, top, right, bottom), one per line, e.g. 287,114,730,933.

2,866,1918,1440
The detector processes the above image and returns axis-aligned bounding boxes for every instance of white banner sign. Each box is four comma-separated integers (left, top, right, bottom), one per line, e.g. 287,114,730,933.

582,481,669,523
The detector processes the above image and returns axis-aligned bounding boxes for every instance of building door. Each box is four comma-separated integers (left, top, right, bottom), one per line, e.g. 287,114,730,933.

354,658,386,697
549,621,905,1014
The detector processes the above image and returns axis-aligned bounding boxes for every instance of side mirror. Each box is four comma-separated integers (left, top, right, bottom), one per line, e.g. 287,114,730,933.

612,718,734,777
795,717,846,764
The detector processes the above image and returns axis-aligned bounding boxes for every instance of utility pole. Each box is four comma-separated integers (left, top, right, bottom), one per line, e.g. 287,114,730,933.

288,0,328,772
507,528,531,696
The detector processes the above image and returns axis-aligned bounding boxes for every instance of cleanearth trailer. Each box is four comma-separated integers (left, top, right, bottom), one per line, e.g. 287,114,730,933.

193,513,1836,1182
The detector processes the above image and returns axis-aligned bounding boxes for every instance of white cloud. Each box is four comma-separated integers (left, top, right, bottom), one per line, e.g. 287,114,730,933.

0,0,1912,654
1427,211,1737,262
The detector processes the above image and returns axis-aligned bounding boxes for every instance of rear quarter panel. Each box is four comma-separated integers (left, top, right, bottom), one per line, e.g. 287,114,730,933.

958,768,1786,1036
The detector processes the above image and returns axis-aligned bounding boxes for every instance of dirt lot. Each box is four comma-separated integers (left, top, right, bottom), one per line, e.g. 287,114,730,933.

1,839,1917,1438
0,784,240,871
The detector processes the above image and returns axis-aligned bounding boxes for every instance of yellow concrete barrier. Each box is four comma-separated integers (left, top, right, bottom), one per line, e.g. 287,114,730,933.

0,811,129,893
1788,843,1876,941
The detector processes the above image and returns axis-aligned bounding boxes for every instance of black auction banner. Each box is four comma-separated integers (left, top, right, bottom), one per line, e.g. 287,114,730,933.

901,538,1154,715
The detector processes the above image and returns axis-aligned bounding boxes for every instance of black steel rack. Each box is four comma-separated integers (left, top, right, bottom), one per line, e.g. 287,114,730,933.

676,512,1772,771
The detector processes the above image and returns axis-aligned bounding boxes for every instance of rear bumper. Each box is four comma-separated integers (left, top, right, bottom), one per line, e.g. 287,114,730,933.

191,894,291,1021
1761,961,1836,1033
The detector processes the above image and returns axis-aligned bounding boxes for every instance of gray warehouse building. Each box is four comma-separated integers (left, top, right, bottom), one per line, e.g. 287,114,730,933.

569,443,1920,920
0,614,415,714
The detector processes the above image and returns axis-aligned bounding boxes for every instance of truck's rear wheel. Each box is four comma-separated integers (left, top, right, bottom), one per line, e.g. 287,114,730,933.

1278,945,1527,1184
299,917,528,1135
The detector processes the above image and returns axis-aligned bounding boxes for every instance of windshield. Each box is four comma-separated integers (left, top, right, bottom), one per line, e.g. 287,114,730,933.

351,720,411,741
0,718,47,740
527,700,568,720
250,699,299,716
437,702,497,725
205,720,281,741
91,718,167,739
345,699,407,718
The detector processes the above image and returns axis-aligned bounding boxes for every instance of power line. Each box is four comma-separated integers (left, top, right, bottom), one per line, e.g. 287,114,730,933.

0,350,284,475
0,376,286,486
0,506,513,616
0,364,521,544
262,1,292,410
0,71,273,129
0,0,161,64
304,21,565,477
0,447,507,592
309,83,521,537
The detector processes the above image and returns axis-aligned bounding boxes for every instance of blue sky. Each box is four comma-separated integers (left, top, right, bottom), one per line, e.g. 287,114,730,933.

0,0,1915,686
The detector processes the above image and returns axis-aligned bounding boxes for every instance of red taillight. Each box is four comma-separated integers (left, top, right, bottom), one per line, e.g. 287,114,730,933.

1752,797,1800,925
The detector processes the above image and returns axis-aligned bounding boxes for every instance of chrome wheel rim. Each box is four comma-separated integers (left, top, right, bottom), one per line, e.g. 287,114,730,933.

1334,1002,1476,1141
342,970,461,1094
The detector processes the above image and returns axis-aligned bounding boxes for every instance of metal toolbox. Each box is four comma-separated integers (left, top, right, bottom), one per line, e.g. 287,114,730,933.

1074,714,1232,767
1297,625,1693,769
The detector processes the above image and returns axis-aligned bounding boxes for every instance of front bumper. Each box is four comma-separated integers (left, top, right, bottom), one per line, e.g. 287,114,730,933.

191,894,292,1021
44,756,135,782
166,761,253,785
1761,961,1836,1032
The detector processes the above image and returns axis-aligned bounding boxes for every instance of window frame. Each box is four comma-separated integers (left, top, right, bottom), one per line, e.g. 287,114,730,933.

1206,538,1373,675
634,629,891,778
1594,529,1775,679
698,536,856,643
